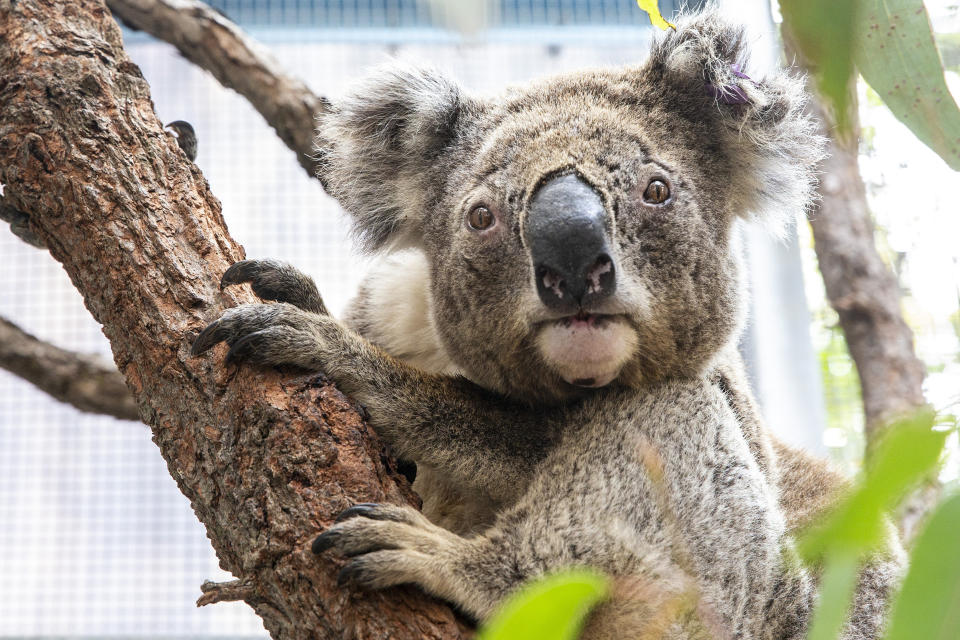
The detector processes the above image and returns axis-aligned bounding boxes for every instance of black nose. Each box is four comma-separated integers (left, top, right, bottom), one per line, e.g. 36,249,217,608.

525,174,616,312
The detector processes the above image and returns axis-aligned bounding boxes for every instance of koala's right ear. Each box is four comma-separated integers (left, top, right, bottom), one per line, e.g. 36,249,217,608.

646,10,825,234
318,65,464,252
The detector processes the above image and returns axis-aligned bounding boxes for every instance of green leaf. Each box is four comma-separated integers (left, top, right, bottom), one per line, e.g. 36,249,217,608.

855,0,960,170
479,570,611,640
780,0,859,131
806,552,862,640
799,409,946,561
636,0,675,30
885,492,960,640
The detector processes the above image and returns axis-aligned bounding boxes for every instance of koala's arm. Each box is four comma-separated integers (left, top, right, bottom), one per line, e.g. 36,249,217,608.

191,266,557,504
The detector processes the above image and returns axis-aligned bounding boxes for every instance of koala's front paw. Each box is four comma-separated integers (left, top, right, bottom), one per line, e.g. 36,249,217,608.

312,503,464,591
191,303,328,370
221,259,327,315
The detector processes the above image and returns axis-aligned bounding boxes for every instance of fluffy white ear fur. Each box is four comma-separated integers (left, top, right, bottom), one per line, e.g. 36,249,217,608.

318,64,463,252
650,9,826,235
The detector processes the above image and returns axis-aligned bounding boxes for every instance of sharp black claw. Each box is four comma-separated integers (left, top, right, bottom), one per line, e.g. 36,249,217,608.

336,503,380,523
312,530,339,555
224,329,265,365
191,320,224,356
337,562,362,588
221,260,259,289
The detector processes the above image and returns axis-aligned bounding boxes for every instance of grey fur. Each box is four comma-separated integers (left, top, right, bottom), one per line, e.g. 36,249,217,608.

194,10,901,639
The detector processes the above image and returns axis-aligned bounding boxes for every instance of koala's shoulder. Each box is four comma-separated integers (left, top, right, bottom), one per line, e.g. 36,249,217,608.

343,250,461,376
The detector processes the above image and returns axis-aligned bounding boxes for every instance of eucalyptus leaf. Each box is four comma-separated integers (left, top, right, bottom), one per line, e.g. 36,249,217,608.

885,492,960,640
799,409,946,561
478,570,610,640
856,0,960,170
636,0,675,30
780,0,858,131
806,552,861,640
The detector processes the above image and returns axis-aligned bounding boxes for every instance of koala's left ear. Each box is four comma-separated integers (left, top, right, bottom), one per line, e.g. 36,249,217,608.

647,10,826,232
318,64,465,251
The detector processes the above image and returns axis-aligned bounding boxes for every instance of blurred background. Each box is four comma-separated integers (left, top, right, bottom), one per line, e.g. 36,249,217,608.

1,0,958,636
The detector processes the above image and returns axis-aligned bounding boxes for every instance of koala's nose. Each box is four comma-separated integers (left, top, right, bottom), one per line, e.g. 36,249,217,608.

525,174,616,312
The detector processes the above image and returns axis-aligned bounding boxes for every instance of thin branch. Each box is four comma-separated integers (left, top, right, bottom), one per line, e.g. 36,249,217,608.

106,0,328,181
197,579,255,607
783,33,934,538
0,316,139,421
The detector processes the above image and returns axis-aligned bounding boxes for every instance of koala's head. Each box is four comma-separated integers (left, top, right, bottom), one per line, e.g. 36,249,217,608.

320,12,823,403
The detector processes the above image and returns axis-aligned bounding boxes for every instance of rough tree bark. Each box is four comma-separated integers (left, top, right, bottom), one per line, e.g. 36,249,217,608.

0,315,139,421
0,1,467,638
806,101,927,440
780,32,927,440
787,35,933,539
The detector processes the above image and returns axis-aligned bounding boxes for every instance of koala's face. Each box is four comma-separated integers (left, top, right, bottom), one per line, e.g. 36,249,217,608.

321,13,821,402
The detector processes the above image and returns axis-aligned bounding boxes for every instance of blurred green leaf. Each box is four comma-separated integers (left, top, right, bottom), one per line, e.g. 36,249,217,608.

806,552,861,640
799,408,946,561
780,0,858,131
478,570,610,640
885,492,960,640
797,409,948,639
856,0,960,171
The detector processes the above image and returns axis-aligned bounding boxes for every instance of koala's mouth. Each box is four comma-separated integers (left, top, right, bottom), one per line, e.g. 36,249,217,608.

557,312,613,330
535,312,638,389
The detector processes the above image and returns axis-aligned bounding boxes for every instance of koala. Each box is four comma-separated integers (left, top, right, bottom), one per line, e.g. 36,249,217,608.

191,11,903,639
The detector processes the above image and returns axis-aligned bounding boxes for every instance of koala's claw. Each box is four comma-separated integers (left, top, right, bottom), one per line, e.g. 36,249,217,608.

311,529,344,555
313,504,465,597
314,504,409,554
220,259,328,315
335,503,381,523
312,504,444,558
191,318,228,356
223,328,273,366
220,259,261,289
337,562,363,587
336,553,402,588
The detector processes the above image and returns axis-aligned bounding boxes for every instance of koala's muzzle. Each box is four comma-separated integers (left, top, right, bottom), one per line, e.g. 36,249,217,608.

526,174,615,312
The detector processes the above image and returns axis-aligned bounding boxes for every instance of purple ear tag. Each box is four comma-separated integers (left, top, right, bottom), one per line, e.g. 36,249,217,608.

705,63,753,105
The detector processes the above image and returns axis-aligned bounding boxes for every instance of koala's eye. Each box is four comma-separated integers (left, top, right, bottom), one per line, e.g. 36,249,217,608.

643,179,670,204
467,205,495,231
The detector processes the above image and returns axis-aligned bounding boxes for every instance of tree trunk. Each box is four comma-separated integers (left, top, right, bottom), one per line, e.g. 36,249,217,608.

0,1,467,637
779,30,928,443
806,100,927,443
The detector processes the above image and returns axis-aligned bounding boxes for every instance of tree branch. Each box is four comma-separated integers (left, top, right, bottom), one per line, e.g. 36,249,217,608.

0,316,140,421
197,578,256,607
106,0,328,181
806,99,927,440
0,1,466,637
780,33,927,441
